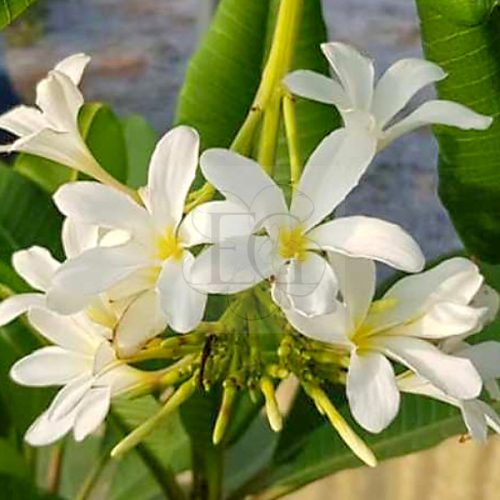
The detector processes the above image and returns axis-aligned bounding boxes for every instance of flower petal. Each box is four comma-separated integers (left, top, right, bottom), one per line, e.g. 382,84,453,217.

158,252,207,333
277,253,338,317
458,341,500,383
307,216,424,272
0,105,47,136
460,400,489,442
62,219,99,259
320,42,374,110
147,126,199,229
179,200,255,247
54,53,90,86
388,302,486,339
374,257,483,330
1,128,99,177
285,305,350,345
36,72,83,131
379,336,482,400
48,243,149,314
28,308,98,353
10,346,91,387
73,387,110,442
115,289,166,357
12,246,59,292
24,409,76,447
54,181,152,238
0,293,45,326
372,58,446,128
291,129,377,231
347,350,400,433
328,253,375,331
47,374,93,421
190,235,273,294
283,70,349,107
382,100,493,148
200,149,288,237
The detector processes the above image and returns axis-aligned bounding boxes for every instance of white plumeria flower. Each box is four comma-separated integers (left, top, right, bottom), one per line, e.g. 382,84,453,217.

286,256,486,433
49,126,209,356
0,55,105,178
189,134,424,317
398,339,500,442
0,219,99,327
284,42,493,153
10,307,149,446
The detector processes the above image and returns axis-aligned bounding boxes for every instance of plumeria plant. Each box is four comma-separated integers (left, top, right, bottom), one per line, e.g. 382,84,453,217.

0,0,500,499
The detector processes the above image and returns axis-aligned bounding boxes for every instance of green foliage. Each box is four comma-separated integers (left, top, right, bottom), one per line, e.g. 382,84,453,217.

0,165,63,264
433,0,498,25
175,0,271,152
0,0,37,30
121,115,158,188
417,1,500,263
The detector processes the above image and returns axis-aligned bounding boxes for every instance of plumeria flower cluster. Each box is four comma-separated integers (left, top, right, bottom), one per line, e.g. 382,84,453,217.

0,42,499,466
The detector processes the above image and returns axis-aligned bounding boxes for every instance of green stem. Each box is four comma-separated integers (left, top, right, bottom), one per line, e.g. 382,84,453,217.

46,440,65,496
111,377,197,457
186,0,304,210
283,92,302,188
75,450,110,500
258,89,283,173
192,445,224,500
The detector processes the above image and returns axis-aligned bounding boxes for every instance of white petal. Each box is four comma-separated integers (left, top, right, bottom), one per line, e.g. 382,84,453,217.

328,253,375,331
291,129,377,231
382,100,493,148
283,70,349,107
49,243,149,313
115,289,166,357
24,409,76,447
2,128,99,177
73,387,110,442
95,364,145,395
147,126,199,229
47,374,93,421
285,305,351,345
190,235,273,294
0,293,45,326
0,105,47,136
54,181,152,238
321,42,374,110
36,71,83,131
461,400,488,442
10,346,91,386
471,284,499,325
106,267,156,302
375,257,483,329
347,350,400,433
307,216,424,272
380,336,482,400
62,219,99,258
54,53,90,86
277,253,338,317
179,200,256,247
200,149,288,237
158,252,207,333
458,341,500,382
372,58,446,128
27,308,97,353
388,302,486,339
12,246,59,292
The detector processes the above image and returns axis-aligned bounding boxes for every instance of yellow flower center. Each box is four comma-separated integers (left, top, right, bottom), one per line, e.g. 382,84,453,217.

278,226,308,261
156,226,184,261
86,301,117,330
351,297,399,347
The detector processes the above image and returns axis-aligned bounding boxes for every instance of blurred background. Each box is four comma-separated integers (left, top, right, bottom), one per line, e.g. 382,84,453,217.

0,0,498,498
